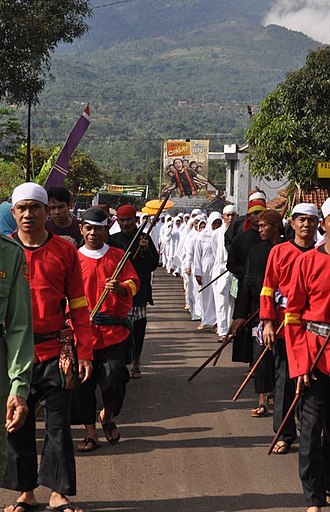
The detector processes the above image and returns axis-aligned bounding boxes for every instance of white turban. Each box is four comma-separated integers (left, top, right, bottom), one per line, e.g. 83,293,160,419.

249,191,266,202
12,183,48,207
292,203,318,218
223,205,236,215
321,198,330,219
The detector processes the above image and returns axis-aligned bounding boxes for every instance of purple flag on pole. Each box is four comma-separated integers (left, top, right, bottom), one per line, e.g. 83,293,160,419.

44,104,91,191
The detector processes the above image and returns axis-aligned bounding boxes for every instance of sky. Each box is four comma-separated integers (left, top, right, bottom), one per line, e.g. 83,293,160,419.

264,0,330,44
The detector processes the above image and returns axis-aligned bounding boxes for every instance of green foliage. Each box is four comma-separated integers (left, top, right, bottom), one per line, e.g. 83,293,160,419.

0,159,25,198
246,47,330,190
64,150,104,193
0,0,92,105
0,108,24,159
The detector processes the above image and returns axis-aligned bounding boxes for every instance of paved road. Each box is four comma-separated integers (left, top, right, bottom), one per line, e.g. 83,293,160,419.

1,268,304,512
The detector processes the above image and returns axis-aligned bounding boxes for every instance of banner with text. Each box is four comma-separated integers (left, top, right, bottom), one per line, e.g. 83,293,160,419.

162,139,209,202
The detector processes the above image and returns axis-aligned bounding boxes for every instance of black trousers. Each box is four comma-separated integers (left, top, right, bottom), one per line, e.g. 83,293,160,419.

253,336,275,395
272,338,297,445
133,317,147,359
299,370,330,508
2,357,76,495
73,342,130,426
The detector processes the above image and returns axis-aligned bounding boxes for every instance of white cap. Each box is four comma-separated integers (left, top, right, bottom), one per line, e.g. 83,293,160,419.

321,198,330,219
249,191,266,201
292,203,318,218
223,205,236,215
12,183,48,207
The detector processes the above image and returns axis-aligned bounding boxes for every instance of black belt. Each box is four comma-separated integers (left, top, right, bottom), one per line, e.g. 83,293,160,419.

34,330,62,345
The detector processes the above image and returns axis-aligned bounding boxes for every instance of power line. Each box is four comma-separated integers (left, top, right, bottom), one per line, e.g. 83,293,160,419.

93,0,137,9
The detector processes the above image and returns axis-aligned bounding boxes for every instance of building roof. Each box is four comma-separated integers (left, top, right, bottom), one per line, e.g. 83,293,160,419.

267,187,330,212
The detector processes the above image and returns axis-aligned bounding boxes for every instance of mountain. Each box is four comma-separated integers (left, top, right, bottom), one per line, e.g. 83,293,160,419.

26,0,321,182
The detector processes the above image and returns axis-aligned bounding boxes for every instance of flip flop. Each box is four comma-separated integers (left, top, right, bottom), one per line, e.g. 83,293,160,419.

99,416,120,444
251,405,268,417
272,441,291,454
6,502,39,512
77,436,101,452
46,503,82,512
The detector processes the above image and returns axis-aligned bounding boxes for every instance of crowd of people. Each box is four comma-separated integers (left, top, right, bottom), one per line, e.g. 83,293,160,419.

1,182,330,512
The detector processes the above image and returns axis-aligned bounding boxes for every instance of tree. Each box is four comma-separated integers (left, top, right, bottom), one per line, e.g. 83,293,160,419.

0,1,92,105
64,151,104,194
0,108,24,159
0,0,92,180
246,47,330,190
0,160,25,198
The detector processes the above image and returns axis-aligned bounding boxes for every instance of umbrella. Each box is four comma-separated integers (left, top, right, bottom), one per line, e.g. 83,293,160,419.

145,198,174,210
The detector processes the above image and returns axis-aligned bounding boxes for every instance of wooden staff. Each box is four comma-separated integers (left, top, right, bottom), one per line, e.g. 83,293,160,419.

187,309,259,382
268,330,330,455
90,220,148,320
132,191,171,260
198,269,228,293
212,309,260,367
232,320,284,401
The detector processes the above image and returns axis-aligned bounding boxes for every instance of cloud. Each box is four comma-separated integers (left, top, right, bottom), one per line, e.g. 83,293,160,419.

264,0,330,44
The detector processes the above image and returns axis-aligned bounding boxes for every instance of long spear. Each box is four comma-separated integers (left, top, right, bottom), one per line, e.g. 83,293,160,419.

232,321,284,401
187,309,259,382
212,309,260,367
198,269,228,293
268,331,330,455
132,191,171,260
90,219,148,320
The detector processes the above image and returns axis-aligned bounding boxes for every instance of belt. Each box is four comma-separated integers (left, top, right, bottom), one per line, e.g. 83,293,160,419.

306,321,330,338
34,330,62,345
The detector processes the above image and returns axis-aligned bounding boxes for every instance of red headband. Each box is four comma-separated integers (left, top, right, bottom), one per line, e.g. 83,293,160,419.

116,204,137,219
247,199,267,214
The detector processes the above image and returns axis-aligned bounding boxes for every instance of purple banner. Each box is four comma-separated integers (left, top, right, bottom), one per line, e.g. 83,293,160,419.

44,104,91,190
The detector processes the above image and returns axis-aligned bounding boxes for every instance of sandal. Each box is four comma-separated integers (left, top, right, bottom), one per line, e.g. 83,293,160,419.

272,441,291,454
130,366,142,379
46,503,82,512
6,502,39,512
99,416,120,444
77,436,101,452
251,405,268,417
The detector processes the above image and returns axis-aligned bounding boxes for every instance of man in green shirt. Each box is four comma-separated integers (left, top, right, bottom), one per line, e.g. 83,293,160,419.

0,234,34,480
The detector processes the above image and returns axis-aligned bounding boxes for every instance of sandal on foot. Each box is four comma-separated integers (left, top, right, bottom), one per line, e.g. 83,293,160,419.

77,436,101,452
99,417,120,444
46,503,82,512
251,405,268,417
6,502,39,512
130,366,141,379
272,441,291,454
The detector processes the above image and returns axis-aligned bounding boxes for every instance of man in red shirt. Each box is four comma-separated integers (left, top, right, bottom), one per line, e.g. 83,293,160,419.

260,203,318,454
3,183,93,512
75,207,139,452
285,198,330,512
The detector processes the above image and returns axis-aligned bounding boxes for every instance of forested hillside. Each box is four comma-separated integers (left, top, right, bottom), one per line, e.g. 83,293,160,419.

23,0,321,187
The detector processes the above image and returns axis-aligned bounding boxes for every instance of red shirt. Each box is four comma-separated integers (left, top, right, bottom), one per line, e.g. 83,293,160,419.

78,244,140,350
285,245,330,378
260,241,311,337
13,233,93,362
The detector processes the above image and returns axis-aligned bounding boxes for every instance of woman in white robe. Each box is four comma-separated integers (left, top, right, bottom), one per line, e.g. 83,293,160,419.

194,212,222,330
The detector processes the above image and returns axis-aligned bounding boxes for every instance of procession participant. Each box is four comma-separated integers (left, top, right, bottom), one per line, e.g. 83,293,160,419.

76,208,140,452
0,234,33,482
159,214,172,269
110,204,159,379
231,209,282,416
0,201,17,235
194,212,222,331
167,216,181,275
211,205,237,341
3,182,93,512
285,197,330,512
225,188,267,251
260,202,318,454
184,215,202,321
227,198,266,362
46,187,82,247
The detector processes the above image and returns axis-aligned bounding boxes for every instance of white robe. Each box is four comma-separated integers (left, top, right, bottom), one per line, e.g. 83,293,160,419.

211,224,234,336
